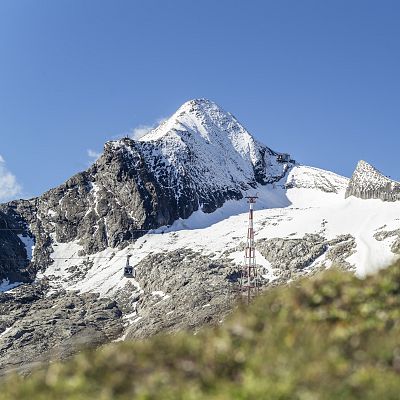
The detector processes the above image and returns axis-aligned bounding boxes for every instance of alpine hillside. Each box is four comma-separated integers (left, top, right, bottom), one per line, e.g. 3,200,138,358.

0,99,400,375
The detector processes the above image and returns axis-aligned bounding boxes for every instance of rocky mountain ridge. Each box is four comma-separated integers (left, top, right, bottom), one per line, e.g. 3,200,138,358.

0,99,292,284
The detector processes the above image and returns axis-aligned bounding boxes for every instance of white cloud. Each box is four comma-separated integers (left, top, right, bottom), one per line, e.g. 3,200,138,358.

87,149,102,160
0,155,22,202
87,117,166,164
126,117,167,140
130,124,154,140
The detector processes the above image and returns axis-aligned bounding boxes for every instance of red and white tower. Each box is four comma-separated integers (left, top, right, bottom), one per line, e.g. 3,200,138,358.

240,195,260,304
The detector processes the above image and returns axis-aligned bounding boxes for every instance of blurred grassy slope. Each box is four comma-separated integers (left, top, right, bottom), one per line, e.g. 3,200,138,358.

2,260,400,400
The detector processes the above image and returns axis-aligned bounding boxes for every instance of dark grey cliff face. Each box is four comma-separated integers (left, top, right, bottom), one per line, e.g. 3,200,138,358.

0,140,184,280
345,160,400,201
0,211,32,283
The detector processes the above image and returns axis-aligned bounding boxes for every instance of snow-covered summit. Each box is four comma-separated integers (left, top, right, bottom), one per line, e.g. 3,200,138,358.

104,99,294,221
346,160,400,201
139,98,288,186
141,98,261,162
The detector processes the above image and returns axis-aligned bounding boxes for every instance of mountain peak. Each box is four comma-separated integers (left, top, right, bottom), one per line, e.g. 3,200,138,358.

354,160,382,175
134,99,291,188
178,98,219,112
345,160,400,201
353,160,397,185
100,99,296,231
140,98,238,143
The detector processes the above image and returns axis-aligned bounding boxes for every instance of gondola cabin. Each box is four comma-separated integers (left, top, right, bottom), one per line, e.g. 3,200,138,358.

124,255,135,278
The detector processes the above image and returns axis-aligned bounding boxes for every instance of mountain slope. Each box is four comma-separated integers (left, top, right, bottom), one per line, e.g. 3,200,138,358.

3,260,400,399
1,99,400,375
0,99,292,282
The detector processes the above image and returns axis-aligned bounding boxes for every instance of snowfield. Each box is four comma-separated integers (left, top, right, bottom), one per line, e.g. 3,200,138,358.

38,164,400,299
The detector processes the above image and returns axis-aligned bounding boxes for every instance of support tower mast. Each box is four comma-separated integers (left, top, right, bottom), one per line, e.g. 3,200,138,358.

240,195,260,304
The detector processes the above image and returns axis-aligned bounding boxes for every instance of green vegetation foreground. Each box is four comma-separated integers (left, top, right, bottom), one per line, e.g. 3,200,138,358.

2,261,400,399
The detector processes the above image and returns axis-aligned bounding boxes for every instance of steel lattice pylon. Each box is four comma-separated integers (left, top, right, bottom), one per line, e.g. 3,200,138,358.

239,195,261,304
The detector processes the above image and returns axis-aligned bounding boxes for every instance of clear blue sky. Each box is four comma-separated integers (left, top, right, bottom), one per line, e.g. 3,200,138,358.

1,0,399,199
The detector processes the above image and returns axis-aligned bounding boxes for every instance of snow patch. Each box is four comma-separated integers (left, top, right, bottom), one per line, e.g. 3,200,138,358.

18,234,35,260
0,327,12,338
0,279,22,292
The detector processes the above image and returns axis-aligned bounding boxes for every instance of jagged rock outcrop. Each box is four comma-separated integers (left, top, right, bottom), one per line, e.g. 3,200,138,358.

345,160,400,201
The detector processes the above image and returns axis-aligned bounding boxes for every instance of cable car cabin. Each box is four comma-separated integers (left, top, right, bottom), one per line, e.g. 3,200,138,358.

277,153,290,163
124,255,135,278
124,266,134,278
